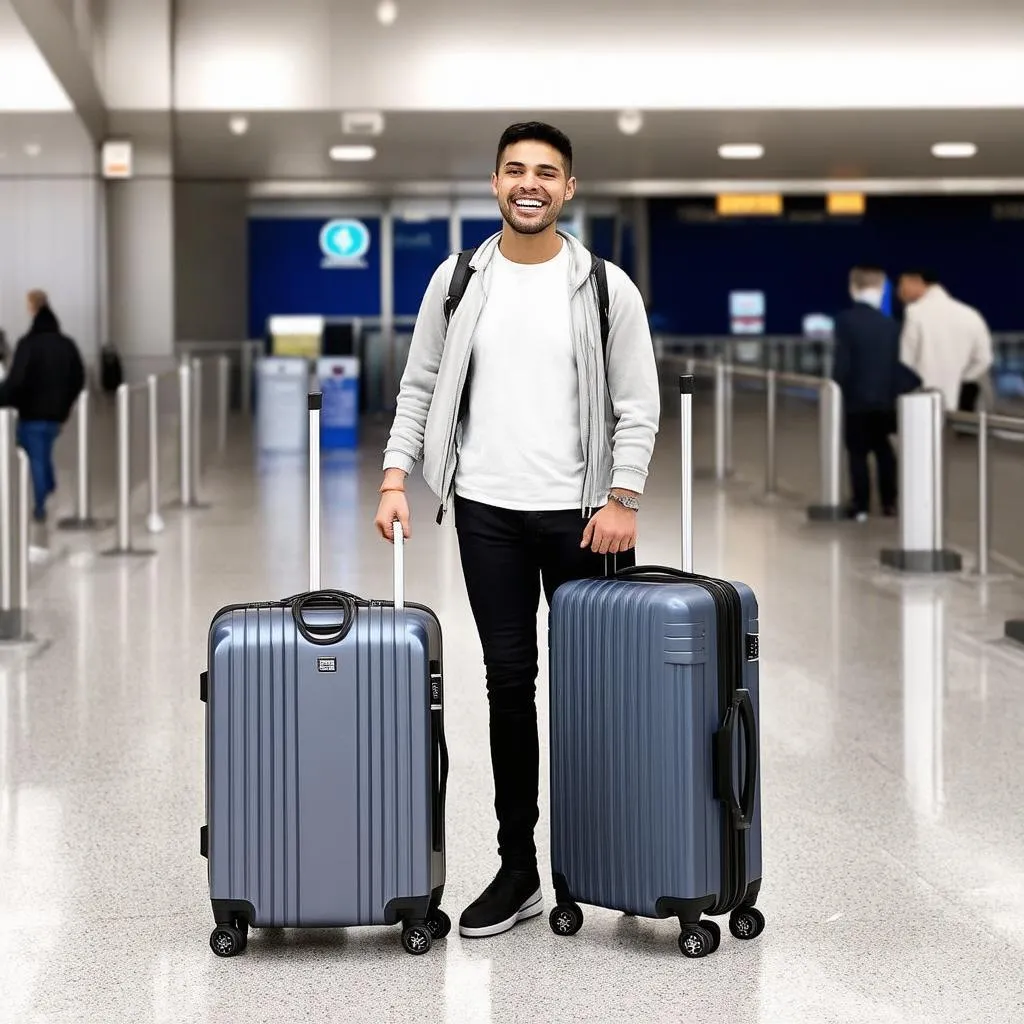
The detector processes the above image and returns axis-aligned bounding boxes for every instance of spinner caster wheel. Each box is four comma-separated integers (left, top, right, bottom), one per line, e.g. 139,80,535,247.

210,925,245,958
426,909,452,941
402,923,433,955
679,925,714,959
700,919,722,953
729,906,766,941
549,903,584,937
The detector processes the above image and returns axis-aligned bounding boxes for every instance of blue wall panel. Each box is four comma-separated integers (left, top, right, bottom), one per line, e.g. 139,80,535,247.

248,217,382,336
394,219,450,317
648,196,1024,334
461,218,503,249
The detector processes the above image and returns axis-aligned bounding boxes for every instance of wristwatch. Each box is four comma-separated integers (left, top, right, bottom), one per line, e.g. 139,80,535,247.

609,492,641,512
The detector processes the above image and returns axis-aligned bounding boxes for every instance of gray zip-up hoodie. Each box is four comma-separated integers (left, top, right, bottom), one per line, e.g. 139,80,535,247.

382,230,660,516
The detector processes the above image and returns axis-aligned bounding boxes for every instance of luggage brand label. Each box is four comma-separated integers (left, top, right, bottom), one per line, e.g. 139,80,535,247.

317,657,337,672
745,634,759,662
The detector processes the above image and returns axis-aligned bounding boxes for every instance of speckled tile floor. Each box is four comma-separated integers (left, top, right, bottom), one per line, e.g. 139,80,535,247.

2,410,1024,1024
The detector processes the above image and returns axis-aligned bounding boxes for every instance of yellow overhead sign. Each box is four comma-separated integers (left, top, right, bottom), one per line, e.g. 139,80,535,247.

827,192,866,215
716,193,783,216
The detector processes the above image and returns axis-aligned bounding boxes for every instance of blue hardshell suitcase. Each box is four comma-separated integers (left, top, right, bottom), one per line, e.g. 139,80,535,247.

547,375,765,958
200,393,450,958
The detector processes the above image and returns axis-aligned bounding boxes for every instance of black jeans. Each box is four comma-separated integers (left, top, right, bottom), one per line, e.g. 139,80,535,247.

454,495,636,872
844,409,897,513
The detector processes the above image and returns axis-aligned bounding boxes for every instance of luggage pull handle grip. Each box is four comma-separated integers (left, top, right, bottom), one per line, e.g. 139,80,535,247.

713,688,758,831
290,589,358,646
613,564,693,581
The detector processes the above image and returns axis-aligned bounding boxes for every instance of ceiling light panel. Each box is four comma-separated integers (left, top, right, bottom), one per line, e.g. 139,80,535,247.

330,145,377,162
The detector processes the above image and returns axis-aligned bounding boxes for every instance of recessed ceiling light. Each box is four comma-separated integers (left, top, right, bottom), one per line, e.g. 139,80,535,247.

932,142,977,159
718,144,764,160
329,144,376,162
341,111,385,136
228,115,249,136
24,143,41,157
376,1,398,26
617,110,644,136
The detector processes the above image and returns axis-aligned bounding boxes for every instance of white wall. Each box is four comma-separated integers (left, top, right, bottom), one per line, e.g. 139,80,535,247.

0,176,100,362
106,177,174,358
174,181,248,341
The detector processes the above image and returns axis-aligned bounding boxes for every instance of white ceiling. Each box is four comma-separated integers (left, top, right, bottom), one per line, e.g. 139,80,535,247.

4,107,1024,192
170,108,1024,191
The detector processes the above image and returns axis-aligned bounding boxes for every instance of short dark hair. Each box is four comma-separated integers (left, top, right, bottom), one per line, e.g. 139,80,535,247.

495,122,573,176
900,268,939,284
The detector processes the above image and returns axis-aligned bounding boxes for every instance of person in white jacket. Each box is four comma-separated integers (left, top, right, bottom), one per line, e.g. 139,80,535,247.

374,122,660,941
897,270,994,411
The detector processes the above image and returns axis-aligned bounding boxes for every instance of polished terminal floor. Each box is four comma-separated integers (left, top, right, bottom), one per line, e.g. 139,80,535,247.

3,401,1024,1024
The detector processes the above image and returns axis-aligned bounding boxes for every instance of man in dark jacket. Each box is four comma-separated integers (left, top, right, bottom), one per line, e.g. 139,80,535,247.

0,291,85,522
832,266,917,521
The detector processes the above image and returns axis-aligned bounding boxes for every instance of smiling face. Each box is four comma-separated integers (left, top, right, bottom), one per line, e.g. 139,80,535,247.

492,139,576,236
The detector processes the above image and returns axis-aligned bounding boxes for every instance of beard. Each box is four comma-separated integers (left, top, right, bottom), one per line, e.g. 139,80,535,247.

501,196,561,235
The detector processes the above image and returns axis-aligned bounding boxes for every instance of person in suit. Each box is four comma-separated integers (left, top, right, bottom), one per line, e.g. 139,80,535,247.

832,265,917,521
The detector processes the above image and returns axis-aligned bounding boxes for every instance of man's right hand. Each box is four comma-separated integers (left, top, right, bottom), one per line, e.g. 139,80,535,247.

374,488,411,544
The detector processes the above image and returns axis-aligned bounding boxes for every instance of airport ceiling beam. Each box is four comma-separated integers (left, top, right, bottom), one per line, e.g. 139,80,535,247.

9,0,107,143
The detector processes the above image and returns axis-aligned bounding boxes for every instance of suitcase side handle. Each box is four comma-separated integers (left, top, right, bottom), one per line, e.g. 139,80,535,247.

714,688,759,831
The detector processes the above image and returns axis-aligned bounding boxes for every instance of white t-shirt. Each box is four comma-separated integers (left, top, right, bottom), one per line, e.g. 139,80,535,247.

454,241,585,510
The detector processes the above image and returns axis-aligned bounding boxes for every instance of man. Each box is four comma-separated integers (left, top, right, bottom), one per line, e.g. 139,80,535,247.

832,265,913,521
897,269,993,412
0,290,85,523
373,122,660,939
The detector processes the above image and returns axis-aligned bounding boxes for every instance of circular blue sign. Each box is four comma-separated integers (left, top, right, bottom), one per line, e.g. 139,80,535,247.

319,219,371,264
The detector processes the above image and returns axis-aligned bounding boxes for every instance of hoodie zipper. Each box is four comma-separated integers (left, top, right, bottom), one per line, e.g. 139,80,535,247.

435,344,474,524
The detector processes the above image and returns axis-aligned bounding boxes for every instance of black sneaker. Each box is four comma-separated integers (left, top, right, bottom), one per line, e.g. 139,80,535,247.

458,867,543,938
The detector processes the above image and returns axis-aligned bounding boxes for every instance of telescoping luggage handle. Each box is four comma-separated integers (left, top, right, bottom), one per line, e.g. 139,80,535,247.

306,392,404,609
679,374,694,573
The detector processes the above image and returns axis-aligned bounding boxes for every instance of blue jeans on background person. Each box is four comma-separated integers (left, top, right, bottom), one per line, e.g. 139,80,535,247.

17,421,61,521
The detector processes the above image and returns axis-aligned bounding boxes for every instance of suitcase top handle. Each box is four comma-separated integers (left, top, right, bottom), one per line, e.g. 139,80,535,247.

290,589,358,646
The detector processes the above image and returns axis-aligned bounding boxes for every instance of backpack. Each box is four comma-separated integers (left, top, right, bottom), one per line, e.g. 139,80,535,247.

442,246,611,357
100,344,123,393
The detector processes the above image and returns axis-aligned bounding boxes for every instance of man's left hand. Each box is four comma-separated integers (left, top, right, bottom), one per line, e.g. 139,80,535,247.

581,499,637,555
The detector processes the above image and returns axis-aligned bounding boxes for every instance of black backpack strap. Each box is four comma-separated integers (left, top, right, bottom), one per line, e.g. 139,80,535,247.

591,253,610,360
444,247,478,326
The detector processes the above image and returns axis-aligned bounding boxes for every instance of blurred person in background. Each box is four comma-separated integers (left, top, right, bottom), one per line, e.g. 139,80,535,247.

0,290,85,527
833,264,915,521
897,269,993,412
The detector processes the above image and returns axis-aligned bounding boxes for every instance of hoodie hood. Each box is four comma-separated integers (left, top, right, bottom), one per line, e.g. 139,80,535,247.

468,230,596,291
29,306,61,335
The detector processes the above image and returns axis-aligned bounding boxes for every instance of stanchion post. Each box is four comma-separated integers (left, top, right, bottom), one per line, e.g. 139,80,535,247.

807,380,846,521
16,449,29,615
881,391,961,572
977,409,990,576
765,369,778,495
103,384,154,557
724,357,734,476
0,409,17,639
714,356,726,482
57,389,105,530
241,341,254,415
146,374,165,533
191,357,203,502
179,359,193,506
217,355,230,451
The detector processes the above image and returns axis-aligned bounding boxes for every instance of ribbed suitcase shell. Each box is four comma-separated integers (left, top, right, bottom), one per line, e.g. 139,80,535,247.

204,601,444,928
549,576,761,919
